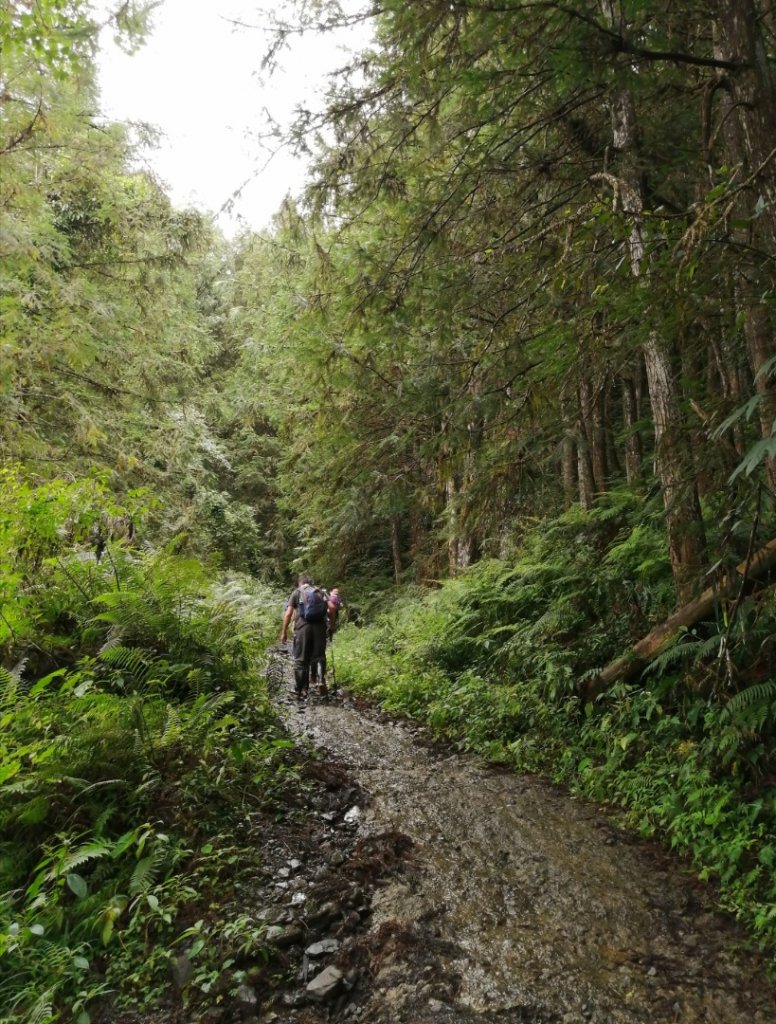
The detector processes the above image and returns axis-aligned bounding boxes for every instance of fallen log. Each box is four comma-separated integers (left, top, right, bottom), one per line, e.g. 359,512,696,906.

582,535,776,699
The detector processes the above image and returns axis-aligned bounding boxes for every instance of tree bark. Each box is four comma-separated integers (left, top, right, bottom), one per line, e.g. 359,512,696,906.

621,371,644,487
562,432,577,508
579,376,607,494
391,515,402,585
576,421,596,510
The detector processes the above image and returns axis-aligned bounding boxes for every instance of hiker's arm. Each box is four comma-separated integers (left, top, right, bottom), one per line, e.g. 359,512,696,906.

327,600,337,635
280,603,294,643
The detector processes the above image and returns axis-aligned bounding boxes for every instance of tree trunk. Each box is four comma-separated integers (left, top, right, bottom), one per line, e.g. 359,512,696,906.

576,421,596,510
391,516,402,585
562,432,577,508
597,5,707,600
604,379,621,479
579,377,607,494
445,476,459,576
621,371,644,487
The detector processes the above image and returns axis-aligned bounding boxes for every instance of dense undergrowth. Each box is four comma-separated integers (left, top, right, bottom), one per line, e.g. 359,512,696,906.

337,491,776,957
0,472,290,1024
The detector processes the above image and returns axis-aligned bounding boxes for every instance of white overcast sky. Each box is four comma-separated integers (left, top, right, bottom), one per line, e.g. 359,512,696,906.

97,1,372,236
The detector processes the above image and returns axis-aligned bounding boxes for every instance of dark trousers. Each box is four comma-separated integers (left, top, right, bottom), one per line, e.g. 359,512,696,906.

293,621,326,692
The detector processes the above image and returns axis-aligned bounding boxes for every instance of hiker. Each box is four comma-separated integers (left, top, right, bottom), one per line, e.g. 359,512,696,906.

311,586,343,692
280,575,337,700
327,587,342,637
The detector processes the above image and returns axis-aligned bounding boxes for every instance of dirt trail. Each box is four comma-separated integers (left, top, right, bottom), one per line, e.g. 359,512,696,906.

284,692,776,1024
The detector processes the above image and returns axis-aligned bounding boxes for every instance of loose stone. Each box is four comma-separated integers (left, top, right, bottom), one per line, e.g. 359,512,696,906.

306,937,340,957
265,924,304,948
306,965,344,1002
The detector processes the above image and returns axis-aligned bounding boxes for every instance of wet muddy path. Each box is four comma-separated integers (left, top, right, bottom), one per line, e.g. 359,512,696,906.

283,692,776,1024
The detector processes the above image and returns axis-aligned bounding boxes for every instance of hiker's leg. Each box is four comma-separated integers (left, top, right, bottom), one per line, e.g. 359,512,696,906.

293,626,312,694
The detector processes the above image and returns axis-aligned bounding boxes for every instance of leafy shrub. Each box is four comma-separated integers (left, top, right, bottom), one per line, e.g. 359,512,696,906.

0,473,284,1022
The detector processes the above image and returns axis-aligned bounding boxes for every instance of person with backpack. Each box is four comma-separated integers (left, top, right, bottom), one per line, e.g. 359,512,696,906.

280,574,337,701
310,586,343,693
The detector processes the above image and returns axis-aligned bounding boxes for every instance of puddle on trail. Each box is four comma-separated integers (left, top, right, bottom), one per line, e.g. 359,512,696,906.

282,693,776,1024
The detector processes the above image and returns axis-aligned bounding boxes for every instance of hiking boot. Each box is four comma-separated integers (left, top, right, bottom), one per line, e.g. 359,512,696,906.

318,681,328,698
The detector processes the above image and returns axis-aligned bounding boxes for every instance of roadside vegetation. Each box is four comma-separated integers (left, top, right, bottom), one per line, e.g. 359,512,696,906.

0,473,291,1023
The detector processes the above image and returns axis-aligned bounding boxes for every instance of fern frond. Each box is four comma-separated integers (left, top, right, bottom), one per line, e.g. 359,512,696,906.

0,666,18,708
159,704,182,746
129,847,163,895
21,990,55,1024
643,639,700,676
724,680,776,716
98,630,123,654
99,646,154,685
61,842,111,873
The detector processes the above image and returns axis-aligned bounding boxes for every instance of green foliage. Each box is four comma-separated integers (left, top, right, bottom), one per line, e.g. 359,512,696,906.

0,475,285,1021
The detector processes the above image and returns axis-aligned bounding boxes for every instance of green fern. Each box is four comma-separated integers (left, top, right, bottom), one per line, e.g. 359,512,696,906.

129,847,164,896
0,665,18,709
98,646,155,687
724,680,776,716
60,842,111,873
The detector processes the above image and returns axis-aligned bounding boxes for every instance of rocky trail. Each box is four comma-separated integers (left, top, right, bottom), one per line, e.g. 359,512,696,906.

266,676,776,1024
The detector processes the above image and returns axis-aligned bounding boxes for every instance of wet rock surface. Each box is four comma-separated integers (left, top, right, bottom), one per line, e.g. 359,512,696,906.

281,686,776,1024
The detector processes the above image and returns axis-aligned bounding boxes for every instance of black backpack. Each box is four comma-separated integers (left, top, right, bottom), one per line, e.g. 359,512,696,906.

298,585,327,623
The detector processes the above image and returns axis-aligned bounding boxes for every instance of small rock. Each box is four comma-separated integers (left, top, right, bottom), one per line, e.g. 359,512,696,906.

428,999,447,1013
344,806,362,824
289,858,304,872
647,966,658,977
234,983,258,1010
290,891,307,905
282,990,308,1009
306,965,344,1002
277,866,291,878
306,938,340,958
198,1009,225,1024
344,969,359,990
329,850,346,867
307,900,341,926
265,924,304,948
